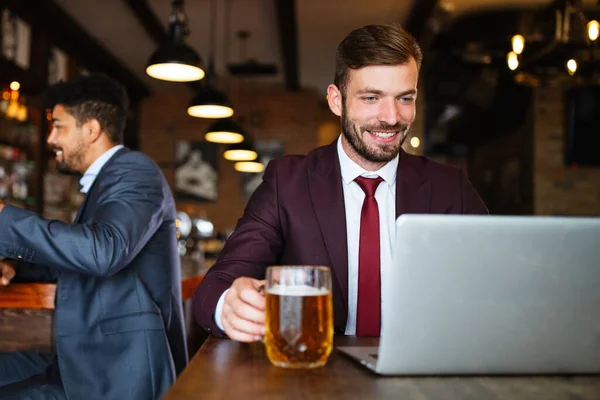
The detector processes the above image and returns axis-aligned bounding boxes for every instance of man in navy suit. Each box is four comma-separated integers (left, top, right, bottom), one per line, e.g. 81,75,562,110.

0,74,187,399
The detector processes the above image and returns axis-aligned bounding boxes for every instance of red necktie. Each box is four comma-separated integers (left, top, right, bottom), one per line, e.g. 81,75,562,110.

355,176,383,337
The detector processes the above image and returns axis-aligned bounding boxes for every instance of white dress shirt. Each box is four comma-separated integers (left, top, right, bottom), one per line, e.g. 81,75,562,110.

337,136,398,335
214,136,398,334
79,145,124,193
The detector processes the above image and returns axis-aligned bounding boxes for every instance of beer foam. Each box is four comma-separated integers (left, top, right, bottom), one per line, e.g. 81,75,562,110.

267,284,329,296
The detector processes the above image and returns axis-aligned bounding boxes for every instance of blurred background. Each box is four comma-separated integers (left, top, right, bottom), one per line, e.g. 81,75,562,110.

1,0,600,257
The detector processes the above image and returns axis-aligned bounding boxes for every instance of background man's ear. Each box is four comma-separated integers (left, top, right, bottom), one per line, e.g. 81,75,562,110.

84,119,103,142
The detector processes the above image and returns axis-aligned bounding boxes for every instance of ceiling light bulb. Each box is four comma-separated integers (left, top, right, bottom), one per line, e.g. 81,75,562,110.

410,137,420,148
205,119,246,144
224,149,258,161
567,59,577,75
188,85,234,118
146,63,204,82
588,20,599,41
205,131,244,144
188,105,234,119
507,52,519,71
234,161,265,173
511,35,525,55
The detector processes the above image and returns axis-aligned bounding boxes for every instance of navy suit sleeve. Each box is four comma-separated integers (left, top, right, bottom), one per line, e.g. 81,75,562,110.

192,159,284,335
12,261,57,282
0,157,166,277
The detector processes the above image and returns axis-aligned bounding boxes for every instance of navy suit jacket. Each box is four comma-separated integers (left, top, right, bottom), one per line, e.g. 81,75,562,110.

193,141,488,336
0,148,187,399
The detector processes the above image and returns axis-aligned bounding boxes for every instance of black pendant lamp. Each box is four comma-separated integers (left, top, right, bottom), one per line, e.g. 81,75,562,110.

205,118,245,144
223,140,258,161
234,161,265,173
188,83,234,118
187,0,234,118
146,0,205,82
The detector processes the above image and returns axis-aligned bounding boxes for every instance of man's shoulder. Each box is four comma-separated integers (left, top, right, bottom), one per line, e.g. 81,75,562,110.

268,143,335,175
100,149,166,189
108,149,162,173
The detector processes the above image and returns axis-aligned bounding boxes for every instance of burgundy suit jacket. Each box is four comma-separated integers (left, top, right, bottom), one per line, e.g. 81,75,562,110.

193,141,488,336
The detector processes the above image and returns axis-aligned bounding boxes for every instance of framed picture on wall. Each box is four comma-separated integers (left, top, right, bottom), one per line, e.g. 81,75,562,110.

240,140,284,201
175,140,219,202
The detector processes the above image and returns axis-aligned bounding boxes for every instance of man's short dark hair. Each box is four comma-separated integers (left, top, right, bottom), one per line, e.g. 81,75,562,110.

334,24,423,98
44,73,129,143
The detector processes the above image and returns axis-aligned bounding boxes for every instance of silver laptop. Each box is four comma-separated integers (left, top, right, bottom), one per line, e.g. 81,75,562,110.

338,214,600,375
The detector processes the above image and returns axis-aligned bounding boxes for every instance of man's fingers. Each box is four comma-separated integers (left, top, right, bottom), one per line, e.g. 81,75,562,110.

231,300,266,324
223,302,265,335
253,279,267,293
222,277,269,342
0,264,15,286
238,287,266,310
222,308,264,342
226,314,264,337
224,329,261,343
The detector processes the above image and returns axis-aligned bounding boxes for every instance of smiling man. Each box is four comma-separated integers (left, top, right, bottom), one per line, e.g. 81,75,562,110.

0,73,187,399
193,24,488,342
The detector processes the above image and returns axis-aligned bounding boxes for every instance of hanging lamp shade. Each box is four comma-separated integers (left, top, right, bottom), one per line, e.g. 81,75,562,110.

188,84,234,118
234,161,265,173
146,1,205,82
146,43,204,82
205,118,245,144
223,140,257,161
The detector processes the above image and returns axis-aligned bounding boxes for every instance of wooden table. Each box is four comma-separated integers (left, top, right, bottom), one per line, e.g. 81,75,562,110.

164,337,600,400
0,255,212,353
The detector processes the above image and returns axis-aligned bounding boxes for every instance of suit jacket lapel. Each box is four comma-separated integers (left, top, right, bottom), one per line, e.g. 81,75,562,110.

73,147,129,224
396,150,431,217
308,143,349,310
73,191,91,224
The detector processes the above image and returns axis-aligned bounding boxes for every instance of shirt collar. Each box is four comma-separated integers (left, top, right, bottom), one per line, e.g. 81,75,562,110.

79,145,124,193
336,135,398,186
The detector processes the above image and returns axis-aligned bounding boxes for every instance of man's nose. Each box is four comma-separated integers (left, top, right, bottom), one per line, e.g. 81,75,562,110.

47,130,57,146
377,99,400,126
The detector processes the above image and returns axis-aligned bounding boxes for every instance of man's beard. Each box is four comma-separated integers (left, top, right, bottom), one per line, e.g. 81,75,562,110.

341,103,409,163
53,143,85,176
56,161,79,175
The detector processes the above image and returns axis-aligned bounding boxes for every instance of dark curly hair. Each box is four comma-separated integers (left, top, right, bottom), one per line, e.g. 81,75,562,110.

44,73,129,143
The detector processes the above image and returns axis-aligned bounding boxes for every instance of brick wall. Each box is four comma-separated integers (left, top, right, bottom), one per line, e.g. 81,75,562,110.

534,87,600,216
139,80,336,233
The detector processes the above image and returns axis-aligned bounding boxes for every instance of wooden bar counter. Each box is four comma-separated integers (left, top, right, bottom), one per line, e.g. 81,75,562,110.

164,337,600,400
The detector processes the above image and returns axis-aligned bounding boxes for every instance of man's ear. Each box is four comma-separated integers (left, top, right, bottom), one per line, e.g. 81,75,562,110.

327,84,343,117
83,119,103,143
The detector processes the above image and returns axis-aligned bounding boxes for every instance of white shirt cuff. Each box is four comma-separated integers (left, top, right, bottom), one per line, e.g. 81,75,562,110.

214,289,230,332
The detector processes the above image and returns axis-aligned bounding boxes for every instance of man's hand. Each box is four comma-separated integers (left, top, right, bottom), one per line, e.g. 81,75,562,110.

0,260,16,286
221,277,266,342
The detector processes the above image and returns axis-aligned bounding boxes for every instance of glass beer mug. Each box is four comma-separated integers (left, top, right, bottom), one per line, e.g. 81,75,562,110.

264,266,334,368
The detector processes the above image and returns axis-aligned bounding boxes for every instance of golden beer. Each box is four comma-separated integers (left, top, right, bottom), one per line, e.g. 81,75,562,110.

264,267,333,368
